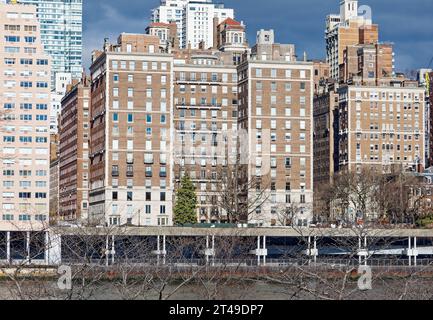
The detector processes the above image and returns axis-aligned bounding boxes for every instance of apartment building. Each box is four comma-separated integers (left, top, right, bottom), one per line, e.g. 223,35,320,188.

237,30,314,227
215,17,249,65
58,76,90,222
172,48,239,223
151,0,234,50
146,21,179,51
312,60,330,94
313,81,339,186
183,1,233,49
340,43,394,85
0,2,51,230
50,72,72,134
89,33,173,227
427,72,433,167
326,0,379,80
12,0,83,85
337,78,425,173
49,158,59,218
151,0,191,46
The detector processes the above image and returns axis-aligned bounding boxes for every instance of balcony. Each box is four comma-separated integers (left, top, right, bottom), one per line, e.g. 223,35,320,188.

112,171,119,177
176,78,220,85
126,170,134,177
176,103,222,110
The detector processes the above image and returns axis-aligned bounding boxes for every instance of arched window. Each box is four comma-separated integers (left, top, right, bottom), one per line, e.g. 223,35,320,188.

233,33,239,43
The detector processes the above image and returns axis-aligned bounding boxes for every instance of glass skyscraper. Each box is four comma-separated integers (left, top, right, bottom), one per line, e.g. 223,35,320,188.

14,0,83,86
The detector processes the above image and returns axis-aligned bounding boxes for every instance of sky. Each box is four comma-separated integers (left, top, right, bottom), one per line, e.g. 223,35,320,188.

83,0,433,73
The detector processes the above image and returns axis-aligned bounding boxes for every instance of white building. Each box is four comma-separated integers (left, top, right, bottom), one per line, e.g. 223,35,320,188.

50,72,72,134
151,0,234,49
151,0,189,46
10,0,83,88
183,1,233,49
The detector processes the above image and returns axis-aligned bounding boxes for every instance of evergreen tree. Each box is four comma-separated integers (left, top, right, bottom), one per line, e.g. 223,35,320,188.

174,175,198,225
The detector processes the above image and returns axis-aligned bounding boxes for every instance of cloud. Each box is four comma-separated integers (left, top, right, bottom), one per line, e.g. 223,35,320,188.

83,2,149,69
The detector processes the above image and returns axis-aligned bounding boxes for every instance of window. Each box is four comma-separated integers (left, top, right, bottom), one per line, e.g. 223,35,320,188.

35,192,47,199
4,58,15,65
24,36,36,43
20,58,33,65
20,81,32,88
19,192,31,199
300,195,306,204
5,36,20,42
36,59,48,65
36,82,48,88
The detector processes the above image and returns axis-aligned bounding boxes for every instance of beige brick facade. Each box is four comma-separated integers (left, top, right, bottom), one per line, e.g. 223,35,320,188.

0,3,51,231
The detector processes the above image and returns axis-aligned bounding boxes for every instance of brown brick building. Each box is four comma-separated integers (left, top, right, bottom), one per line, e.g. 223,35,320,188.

59,76,91,222
172,49,239,223
89,33,173,226
326,0,379,80
237,30,314,227
340,43,394,85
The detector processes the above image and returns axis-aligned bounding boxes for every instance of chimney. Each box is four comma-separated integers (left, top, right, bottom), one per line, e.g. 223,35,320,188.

103,37,110,52
213,16,219,49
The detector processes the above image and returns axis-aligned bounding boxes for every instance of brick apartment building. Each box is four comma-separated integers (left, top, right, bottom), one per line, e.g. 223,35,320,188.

237,30,314,226
78,17,315,227
0,3,51,230
58,76,91,222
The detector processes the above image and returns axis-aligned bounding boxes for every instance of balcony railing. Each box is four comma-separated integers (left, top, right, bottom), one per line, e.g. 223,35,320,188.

176,104,222,109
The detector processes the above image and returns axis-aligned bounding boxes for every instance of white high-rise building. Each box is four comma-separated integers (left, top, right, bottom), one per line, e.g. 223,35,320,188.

151,0,190,46
50,72,72,134
10,0,83,87
183,1,233,49
151,0,234,49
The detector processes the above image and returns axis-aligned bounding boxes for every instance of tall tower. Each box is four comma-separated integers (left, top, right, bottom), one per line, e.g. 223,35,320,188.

326,0,376,80
340,0,358,22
